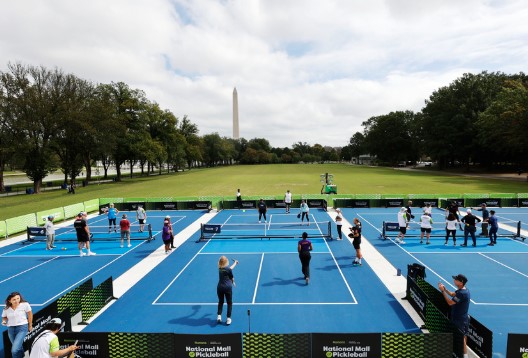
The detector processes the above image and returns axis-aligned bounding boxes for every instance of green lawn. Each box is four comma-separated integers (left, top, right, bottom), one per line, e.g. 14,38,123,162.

1,164,527,220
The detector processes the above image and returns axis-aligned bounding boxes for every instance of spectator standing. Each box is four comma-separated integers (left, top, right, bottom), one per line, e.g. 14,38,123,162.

405,200,415,223
438,274,471,358
461,209,481,247
45,215,56,250
350,218,363,265
236,189,242,209
2,292,33,358
488,210,499,246
162,219,172,254
284,190,293,213
165,215,176,249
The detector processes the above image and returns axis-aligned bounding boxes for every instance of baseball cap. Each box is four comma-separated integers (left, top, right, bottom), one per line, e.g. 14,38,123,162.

122,214,127,218
466,209,472,214
50,318,62,325
48,215,54,220
165,215,170,219
452,274,468,284
401,207,407,212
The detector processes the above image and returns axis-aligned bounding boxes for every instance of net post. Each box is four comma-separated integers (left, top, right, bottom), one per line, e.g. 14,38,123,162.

382,221,386,238
516,221,521,238
148,224,153,241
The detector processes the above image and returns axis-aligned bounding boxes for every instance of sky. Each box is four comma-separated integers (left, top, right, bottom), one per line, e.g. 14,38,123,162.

1,0,527,148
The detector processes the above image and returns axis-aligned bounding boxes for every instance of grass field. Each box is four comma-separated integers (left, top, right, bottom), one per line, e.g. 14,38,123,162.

1,163,527,220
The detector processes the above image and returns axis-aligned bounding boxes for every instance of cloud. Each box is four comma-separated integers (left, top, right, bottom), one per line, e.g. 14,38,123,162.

1,0,526,147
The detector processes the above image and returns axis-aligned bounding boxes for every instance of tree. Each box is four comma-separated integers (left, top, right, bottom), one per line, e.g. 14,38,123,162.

362,111,418,165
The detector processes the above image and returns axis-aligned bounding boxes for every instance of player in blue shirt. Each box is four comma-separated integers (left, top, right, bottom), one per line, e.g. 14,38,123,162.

217,256,239,325
106,203,119,232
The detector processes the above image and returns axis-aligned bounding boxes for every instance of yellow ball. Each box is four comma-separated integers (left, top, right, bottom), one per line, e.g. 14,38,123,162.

242,209,246,212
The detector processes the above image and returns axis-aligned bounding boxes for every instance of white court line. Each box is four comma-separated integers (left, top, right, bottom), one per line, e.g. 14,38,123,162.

479,252,528,279
154,302,356,306
32,240,150,307
322,238,358,304
252,254,265,304
0,256,61,284
152,239,211,305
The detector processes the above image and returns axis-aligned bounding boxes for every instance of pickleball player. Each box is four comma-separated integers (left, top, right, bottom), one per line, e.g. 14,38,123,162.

74,212,95,257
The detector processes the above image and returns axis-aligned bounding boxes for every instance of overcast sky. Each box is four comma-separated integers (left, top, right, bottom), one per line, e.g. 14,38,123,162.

1,1,527,148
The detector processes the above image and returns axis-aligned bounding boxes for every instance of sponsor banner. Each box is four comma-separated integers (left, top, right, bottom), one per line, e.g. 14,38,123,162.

240,201,256,209
384,222,400,232
203,224,222,234
192,201,212,210
312,332,382,358
406,276,427,320
99,203,145,212
468,316,493,358
519,199,528,207
151,201,178,210
352,200,370,208
174,333,242,358
383,199,404,208
27,226,47,237
307,199,327,208
506,333,528,358
480,198,501,207
60,332,110,357
409,199,438,208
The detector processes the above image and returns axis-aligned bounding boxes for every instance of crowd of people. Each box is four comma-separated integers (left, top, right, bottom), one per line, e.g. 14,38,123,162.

393,200,500,247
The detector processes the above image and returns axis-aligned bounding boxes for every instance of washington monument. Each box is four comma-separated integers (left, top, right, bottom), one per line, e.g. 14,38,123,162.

233,87,239,139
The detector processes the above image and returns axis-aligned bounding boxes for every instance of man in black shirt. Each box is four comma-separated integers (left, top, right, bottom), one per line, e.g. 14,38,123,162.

460,209,481,247
74,212,96,256
257,199,267,223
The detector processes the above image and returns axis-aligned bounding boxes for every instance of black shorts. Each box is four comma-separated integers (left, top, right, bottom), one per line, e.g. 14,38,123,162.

77,235,89,243
138,219,145,224
353,238,361,250
399,227,407,234
420,227,432,233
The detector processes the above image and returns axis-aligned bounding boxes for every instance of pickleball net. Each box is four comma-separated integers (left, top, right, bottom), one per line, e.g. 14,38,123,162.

199,221,332,240
26,224,154,244
381,219,521,239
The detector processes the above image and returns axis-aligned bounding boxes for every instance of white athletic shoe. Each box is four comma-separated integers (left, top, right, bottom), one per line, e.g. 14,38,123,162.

226,318,232,325
120,245,123,248
79,252,86,257
127,244,132,248
88,251,96,256
217,315,222,323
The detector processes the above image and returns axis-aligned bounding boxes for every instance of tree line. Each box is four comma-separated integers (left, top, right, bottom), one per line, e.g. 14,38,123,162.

0,63,340,193
341,71,528,169
2,63,526,193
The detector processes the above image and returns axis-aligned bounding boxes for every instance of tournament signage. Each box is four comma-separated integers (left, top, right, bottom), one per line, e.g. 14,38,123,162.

312,333,381,358
383,199,404,208
151,201,178,210
307,199,327,208
481,198,501,207
352,200,369,208
241,201,256,209
27,226,46,237
60,332,109,357
192,201,212,210
506,333,528,358
406,276,427,320
203,224,222,234
467,316,493,358
174,333,242,357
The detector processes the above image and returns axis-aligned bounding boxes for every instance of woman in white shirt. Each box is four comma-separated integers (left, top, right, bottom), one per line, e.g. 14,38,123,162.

2,292,33,358
335,209,343,239
420,213,433,244
299,200,310,226
445,213,458,246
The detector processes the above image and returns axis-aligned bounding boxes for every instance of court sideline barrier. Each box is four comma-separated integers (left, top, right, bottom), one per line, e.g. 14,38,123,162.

405,266,493,358
3,193,528,240
2,276,115,358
